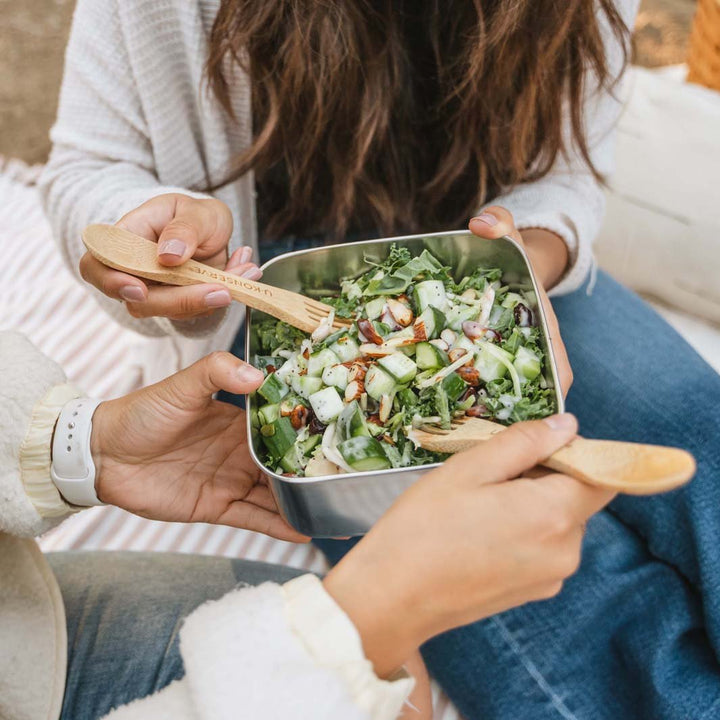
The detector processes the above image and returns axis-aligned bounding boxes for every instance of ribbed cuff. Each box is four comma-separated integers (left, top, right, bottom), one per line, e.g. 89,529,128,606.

19,383,84,518
283,574,414,720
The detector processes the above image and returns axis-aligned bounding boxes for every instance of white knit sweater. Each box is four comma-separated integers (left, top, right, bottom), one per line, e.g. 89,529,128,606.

40,0,638,342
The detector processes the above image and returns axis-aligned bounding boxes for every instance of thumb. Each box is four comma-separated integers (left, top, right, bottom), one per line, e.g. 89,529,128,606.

468,205,523,244
444,414,579,485
156,197,233,266
162,352,265,407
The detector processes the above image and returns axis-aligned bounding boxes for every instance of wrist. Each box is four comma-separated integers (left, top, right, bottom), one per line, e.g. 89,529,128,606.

323,553,428,678
520,228,569,289
89,401,109,503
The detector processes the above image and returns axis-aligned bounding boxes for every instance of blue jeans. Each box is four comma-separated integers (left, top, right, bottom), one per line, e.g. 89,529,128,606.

245,267,720,719
49,552,303,720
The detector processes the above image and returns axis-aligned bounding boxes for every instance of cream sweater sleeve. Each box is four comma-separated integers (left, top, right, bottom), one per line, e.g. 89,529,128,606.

104,577,413,720
39,0,228,340
493,0,640,296
0,332,81,538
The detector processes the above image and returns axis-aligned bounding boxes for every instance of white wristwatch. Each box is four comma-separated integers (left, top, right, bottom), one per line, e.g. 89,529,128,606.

50,397,106,507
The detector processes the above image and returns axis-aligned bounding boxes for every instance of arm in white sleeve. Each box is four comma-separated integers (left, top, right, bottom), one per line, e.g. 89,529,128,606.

493,0,640,295
38,0,225,339
0,332,81,537
103,576,413,720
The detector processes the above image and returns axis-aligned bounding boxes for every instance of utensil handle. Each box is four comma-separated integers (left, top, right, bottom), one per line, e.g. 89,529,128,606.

541,436,695,495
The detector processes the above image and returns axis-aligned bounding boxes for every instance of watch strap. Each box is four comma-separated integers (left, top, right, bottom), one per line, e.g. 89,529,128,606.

50,398,105,507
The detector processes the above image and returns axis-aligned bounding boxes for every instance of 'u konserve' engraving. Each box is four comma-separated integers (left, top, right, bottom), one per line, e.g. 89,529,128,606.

187,265,272,296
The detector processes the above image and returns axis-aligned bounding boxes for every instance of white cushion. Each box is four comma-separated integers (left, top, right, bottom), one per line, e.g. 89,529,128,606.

595,66,720,325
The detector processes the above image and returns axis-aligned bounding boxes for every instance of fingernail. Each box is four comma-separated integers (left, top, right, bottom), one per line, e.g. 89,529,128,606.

242,267,262,281
239,246,252,264
471,213,498,227
158,239,186,257
204,290,232,308
237,364,264,384
119,285,146,302
543,413,576,432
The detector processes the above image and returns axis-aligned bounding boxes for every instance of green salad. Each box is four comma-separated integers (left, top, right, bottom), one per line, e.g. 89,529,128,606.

250,245,556,477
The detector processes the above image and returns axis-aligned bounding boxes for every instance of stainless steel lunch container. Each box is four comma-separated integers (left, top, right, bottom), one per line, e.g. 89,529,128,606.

245,230,564,537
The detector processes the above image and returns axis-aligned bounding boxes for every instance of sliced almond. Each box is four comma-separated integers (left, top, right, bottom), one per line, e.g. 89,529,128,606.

413,318,428,343
387,298,414,327
357,318,383,345
379,393,393,423
344,380,363,402
448,348,473,366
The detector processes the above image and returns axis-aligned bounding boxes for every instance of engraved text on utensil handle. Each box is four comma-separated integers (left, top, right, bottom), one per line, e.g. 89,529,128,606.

187,265,273,296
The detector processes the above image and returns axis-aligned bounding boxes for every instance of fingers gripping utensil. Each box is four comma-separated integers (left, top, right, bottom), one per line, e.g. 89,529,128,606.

411,416,695,495
82,224,351,334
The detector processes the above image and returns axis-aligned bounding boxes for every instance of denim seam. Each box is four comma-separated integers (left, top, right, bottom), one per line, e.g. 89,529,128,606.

491,616,579,720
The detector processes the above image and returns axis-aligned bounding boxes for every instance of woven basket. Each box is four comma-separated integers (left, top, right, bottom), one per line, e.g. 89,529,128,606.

687,0,720,91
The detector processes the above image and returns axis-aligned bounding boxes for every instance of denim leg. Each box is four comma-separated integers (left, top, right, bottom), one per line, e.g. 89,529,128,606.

553,272,720,642
48,551,304,720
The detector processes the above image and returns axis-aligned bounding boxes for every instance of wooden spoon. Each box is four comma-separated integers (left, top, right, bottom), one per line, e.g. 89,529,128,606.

411,416,695,495
82,224,351,334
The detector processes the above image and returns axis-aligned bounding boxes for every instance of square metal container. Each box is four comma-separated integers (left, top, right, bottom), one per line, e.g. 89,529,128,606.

246,230,564,537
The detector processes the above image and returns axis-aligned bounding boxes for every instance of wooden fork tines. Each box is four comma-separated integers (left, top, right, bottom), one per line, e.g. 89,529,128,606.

412,415,695,496
82,224,351,334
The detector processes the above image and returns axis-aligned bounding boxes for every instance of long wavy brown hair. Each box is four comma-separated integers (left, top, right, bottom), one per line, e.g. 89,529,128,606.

206,1,629,240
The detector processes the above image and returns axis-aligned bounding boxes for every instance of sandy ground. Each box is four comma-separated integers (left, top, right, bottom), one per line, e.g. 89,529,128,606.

0,0,699,165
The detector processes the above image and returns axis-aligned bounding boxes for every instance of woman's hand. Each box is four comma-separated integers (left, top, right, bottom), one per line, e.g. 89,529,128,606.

79,193,262,321
90,351,307,543
324,415,613,677
468,206,573,395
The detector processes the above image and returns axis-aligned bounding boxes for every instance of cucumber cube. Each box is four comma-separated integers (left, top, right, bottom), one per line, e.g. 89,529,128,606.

258,403,280,425
337,436,391,472
442,372,468,402
364,365,397,401
330,336,361,362
378,353,417,384
309,387,345,423
259,417,297,460
321,363,350,390
475,344,513,383
417,306,446,339
446,304,480,332
291,375,323,399
513,346,541,381
258,372,289,404
307,348,340,377
415,342,449,370
414,280,448,313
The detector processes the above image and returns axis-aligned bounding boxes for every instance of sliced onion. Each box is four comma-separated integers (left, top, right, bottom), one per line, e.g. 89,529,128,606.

311,309,335,343
440,329,457,346
321,423,353,473
477,286,495,326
